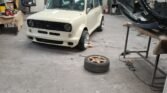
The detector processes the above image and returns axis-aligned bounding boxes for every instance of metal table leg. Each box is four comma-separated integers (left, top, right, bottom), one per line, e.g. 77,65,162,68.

123,26,130,58
152,54,160,86
146,36,152,58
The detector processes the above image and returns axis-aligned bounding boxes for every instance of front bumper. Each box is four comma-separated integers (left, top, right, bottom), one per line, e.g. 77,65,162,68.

27,28,80,48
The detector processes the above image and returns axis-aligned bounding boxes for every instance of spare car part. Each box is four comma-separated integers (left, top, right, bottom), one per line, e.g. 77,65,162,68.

84,55,110,73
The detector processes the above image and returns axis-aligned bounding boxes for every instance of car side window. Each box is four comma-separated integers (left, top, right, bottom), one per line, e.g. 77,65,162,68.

94,0,100,7
87,0,94,10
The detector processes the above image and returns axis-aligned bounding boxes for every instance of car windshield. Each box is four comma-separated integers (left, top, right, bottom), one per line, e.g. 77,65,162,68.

46,0,85,11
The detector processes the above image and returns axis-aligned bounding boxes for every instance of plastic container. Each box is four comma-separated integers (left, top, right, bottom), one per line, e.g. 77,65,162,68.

0,3,5,13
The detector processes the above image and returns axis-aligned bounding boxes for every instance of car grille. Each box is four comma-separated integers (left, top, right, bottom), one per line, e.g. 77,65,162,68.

27,20,68,31
36,38,63,44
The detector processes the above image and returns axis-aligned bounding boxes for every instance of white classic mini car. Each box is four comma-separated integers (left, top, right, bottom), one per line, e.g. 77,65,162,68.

27,0,104,50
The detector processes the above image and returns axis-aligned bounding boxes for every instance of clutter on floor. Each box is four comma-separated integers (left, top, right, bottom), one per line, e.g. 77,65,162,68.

0,0,23,32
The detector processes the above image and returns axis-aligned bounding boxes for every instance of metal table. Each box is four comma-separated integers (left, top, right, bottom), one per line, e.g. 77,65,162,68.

123,22,167,88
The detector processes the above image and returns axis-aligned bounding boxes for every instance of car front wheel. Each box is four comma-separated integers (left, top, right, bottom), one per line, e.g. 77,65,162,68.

77,31,89,51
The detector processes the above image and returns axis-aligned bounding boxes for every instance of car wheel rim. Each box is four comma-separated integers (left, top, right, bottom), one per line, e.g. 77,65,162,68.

88,56,107,64
84,33,89,48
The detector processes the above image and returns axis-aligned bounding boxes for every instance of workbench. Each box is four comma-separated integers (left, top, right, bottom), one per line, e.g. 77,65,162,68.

123,22,167,88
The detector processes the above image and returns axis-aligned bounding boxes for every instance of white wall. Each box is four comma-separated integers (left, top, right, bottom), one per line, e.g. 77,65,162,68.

31,0,45,12
102,0,108,7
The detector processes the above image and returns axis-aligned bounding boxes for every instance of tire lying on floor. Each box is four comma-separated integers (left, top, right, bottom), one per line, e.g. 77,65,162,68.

84,55,110,73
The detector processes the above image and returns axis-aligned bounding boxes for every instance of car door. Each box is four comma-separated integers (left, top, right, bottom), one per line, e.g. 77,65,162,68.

86,0,96,33
93,0,102,27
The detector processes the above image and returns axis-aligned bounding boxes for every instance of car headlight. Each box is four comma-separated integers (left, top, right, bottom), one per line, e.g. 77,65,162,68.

27,20,34,27
64,24,72,32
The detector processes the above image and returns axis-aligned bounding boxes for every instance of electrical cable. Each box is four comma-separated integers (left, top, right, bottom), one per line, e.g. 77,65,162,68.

139,0,167,26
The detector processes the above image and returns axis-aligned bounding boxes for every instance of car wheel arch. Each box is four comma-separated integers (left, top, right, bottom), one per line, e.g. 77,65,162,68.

73,25,89,46
101,16,104,23
98,15,104,26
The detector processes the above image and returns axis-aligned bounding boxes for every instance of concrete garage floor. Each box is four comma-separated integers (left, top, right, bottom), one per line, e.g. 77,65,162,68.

0,14,166,93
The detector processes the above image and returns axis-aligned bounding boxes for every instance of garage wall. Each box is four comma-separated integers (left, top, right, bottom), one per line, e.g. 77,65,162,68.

102,0,108,7
31,0,45,12
29,0,166,12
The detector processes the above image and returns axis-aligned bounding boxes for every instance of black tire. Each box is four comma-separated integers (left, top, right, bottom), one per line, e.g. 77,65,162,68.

77,31,89,51
97,17,104,32
84,55,110,73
